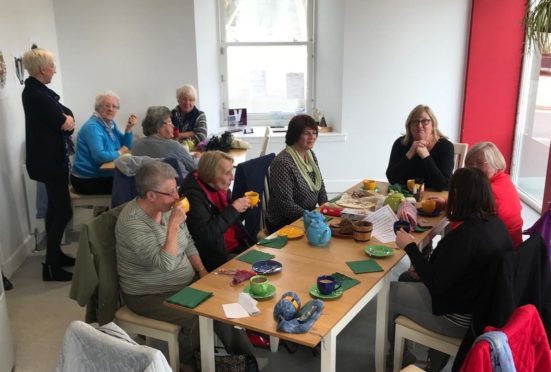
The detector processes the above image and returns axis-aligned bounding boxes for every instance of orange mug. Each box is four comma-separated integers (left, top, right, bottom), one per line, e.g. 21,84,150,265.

245,191,259,207
363,179,376,191
176,197,190,213
407,179,415,192
421,199,436,214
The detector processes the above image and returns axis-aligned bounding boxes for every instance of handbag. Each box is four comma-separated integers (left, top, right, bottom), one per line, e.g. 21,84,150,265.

195,351,258,372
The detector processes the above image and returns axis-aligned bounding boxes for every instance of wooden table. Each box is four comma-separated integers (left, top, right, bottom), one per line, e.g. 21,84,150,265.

99,148,248,171
165,182,448,372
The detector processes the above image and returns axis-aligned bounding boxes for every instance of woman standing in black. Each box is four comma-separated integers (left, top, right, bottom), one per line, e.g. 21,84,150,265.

22,47,75,281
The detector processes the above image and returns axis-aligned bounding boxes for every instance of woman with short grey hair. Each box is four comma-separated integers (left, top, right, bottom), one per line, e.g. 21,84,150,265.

171,84,208,145
132,106,198,180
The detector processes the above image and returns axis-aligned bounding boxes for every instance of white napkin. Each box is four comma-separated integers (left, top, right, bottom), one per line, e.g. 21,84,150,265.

222,293,260,319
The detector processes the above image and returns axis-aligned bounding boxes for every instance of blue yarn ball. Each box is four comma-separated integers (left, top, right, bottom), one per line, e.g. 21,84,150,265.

273,291,301,321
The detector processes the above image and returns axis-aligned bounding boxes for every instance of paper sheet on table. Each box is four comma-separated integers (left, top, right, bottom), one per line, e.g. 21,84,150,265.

222,293,260,319
365,204,398,243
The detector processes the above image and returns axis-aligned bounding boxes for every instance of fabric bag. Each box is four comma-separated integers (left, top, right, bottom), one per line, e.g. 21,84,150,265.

195,351,258,372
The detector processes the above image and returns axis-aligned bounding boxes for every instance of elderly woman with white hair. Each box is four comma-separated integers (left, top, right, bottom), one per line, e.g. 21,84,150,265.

22,47,76,281
171,84,208,145
132,106,198,179
71,91,138,194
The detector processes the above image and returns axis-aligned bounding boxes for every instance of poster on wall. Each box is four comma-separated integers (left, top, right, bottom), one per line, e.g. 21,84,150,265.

14,56,24,85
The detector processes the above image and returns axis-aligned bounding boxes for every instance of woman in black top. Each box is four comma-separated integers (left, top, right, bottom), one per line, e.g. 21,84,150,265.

386,104,454,190
22,48,75,281
388,168,513,369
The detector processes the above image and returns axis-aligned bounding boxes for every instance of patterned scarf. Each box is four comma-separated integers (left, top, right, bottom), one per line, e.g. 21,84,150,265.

285,145,322,192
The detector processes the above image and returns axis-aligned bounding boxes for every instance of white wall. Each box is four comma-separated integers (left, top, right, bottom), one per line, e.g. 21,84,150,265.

53,0,198,136
0,0,63,276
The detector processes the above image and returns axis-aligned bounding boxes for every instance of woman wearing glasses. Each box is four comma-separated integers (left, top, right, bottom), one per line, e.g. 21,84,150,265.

386,104,454,190
266,114,328,233
71,91,137,194
132,106,198,180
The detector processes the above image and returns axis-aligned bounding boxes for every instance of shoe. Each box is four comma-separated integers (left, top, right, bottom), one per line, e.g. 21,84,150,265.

42,263,73,282
60,253,76,267
426,348,450,372
2,274,13,290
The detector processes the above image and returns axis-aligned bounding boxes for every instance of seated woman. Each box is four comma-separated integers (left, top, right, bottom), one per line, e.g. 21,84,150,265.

71,91,137,194
171,84,207,146
389,168,513,370
386,104,454,190
181,151,255,271
266,114,328,233
132,106,198,180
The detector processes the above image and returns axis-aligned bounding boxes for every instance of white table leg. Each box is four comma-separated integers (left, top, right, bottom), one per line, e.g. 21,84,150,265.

199,316,215,372
269,336,279,352
375,275,390,372
320,329,336,372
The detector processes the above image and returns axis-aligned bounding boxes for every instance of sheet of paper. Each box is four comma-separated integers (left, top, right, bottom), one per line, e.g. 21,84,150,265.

366,204,398,243
239,293,259,315
222,303,250,319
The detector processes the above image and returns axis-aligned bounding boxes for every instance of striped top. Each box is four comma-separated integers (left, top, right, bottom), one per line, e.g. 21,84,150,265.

115,199,199,295
444,313,471,328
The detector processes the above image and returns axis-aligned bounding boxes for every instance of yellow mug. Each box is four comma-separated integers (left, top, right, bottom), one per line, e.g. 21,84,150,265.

421,199,436,214
176,197,190,213
245,191,259,207
407,179,415,192
363,179,377,191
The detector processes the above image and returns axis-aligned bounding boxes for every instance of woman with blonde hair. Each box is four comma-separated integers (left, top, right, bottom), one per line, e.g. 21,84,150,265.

171,84,208,145
386,104,454,190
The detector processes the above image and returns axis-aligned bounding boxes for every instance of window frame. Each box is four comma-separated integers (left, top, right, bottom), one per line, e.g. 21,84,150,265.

217,0,316,125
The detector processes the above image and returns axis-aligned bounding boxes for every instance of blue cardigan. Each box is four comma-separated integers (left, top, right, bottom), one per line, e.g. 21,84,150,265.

72,114,133,178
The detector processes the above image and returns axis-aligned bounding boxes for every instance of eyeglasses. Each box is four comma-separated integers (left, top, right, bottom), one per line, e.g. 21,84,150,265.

301,131,318,137
102,104,120,110
466,160,488,167
151,188,179,198
410,119,432,126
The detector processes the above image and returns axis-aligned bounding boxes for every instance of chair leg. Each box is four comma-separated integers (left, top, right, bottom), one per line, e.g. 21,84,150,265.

269,336,279,352
167,333,180,372
394,325,405,372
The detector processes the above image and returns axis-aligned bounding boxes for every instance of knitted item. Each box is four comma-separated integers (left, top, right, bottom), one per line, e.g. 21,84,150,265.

273,291,324,334
285,146,322,192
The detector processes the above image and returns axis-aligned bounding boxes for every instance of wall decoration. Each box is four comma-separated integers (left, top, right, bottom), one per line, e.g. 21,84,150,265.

14,56,24,85
0,51,6,89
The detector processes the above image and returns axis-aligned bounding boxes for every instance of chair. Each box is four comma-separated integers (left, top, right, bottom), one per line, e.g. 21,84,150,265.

393,316,462,372
259,170,271,239
453,143,469,170
69,186,111,230
259,126,270,156
69,207,181,372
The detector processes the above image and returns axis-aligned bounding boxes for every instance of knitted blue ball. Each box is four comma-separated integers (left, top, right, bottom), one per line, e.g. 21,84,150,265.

273,291,301,321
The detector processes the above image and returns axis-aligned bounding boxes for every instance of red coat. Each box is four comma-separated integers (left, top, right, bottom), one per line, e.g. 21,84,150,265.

461,304,551,371
491,171,523,248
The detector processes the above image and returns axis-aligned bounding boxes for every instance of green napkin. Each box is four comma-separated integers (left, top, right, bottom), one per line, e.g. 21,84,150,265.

346,259,384,274
236,249,276,264
331,272,360,291
257,236,288,249
166,286,213,309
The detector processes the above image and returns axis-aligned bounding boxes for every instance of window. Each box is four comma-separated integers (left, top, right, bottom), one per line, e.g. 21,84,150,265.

513,49,551,212
218,0,314,124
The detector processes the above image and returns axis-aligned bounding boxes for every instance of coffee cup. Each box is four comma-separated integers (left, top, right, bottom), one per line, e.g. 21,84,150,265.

245,191,259,207
393,220,411,234
363,179,377,191
250,275,270,296
317,275,342,295
421,199,437,214
407,179,415,192
176,197,190,213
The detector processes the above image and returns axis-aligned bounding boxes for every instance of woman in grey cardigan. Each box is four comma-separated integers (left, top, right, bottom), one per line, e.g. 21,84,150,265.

132,106,198,179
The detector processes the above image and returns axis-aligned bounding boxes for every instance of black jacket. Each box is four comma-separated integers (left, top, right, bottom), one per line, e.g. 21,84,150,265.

22,76,74,182
181,171,254,271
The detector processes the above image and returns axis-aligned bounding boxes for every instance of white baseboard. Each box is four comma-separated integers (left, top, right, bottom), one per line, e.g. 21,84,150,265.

2,234,36,278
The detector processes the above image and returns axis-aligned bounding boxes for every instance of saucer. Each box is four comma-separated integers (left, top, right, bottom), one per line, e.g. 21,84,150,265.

277,226,305,239
252,260,283,275
244,284,276,300
364,245,394,258
417,208,441,217
309,284,343,300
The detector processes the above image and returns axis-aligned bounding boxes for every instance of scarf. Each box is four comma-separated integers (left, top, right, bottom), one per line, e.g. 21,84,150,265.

285,145,322,192
93,112,116,141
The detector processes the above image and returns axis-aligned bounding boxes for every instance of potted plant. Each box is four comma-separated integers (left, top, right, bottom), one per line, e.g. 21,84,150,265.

525,0,551,53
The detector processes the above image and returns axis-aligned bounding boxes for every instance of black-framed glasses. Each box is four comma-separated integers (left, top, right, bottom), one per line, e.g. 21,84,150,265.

466,160,488,167
410,119,432,126
151,189,179,198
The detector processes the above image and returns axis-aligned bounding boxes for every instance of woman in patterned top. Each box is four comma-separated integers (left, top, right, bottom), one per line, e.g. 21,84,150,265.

266,114,328,233
170,84,208,145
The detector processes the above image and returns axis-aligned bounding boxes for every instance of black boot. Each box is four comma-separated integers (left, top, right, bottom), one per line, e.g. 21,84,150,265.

42,263,73,282
60,253,76,267
2,274,13,290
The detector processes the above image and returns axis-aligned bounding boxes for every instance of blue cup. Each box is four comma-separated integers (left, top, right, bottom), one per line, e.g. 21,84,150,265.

317,275,342,295
393,220,411,234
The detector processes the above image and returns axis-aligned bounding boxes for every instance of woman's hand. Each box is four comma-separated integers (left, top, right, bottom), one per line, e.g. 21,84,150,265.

415,141,430,159
126,114,138,132
61,114,75,131
396,229,415,249
406,140,425,159
232,196,250,213
428,196,446,210
119,146,130,155
169,202,187,227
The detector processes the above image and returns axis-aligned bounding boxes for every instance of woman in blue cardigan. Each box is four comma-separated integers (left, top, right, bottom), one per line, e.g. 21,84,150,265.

71,91,137,194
